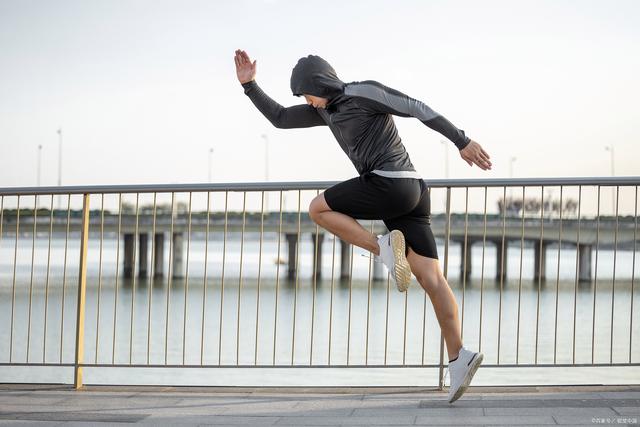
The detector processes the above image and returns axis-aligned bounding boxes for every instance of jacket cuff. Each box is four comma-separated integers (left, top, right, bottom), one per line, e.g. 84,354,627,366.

455,135,471,150
241,80,257,94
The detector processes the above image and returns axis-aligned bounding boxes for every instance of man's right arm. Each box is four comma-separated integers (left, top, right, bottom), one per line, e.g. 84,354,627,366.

242,80,326,129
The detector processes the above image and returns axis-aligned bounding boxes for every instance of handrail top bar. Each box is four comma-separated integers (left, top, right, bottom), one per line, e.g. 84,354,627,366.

0,176,638,196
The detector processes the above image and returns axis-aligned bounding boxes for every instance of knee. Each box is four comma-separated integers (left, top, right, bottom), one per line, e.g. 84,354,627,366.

415,270,444,294
308,195,326,223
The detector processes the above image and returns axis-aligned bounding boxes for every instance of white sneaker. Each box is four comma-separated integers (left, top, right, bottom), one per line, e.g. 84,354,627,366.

445,346,483,403
377,230,411,292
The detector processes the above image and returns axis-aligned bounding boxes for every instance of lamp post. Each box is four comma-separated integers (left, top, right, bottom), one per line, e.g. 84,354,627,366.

208,148,214,182
605,145,615,214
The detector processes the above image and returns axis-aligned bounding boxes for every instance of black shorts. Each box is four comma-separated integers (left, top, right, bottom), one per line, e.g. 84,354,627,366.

323,172,438,259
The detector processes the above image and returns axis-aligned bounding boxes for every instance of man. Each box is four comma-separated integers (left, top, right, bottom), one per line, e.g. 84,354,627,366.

234,49,491,403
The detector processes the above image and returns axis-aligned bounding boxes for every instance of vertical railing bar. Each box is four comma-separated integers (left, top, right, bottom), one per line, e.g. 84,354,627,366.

479,186,488,354
461,187,468,345
366,220,374,366
182,192,193,365
26,195,38,362
328,232,336,365
255,191,265,365
236,191,247,365
128,193,140,365
146,193,158,365
95,194,105,364
629,185,637,363
592,186,601,365
200,192,211,365
291,190,301,366
572,186,582,365
346,244,354,365
164,192,176,365
9,196,20,363
610,186,619,365
0,196,3,251
60,195,71,363
516,186,525,364
402,281,409,366
535,186,545,365
43,195,54,362
421,188,431,366
272,191,283,365
112,194,122,364
439,187,452,385
73,193,90,389
498,186,507,364
385,271,391,366
310,190,321,366
217,192,228,365
553,186,564,365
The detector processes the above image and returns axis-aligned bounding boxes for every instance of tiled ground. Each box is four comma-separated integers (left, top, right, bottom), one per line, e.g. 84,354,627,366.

0,384,638,426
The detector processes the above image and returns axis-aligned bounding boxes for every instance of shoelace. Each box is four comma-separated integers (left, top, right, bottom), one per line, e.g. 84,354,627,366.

359,253,384,263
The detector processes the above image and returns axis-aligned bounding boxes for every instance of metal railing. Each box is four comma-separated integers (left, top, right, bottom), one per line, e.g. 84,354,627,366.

0,177,638,388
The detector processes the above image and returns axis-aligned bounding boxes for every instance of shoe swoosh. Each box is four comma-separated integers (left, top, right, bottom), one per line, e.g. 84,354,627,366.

467,354,477,366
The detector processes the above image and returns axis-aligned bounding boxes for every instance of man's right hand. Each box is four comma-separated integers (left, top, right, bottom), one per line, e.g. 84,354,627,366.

234,49,256,84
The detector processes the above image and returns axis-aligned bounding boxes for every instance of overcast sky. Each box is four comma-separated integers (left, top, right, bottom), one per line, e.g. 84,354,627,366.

0,0,638,205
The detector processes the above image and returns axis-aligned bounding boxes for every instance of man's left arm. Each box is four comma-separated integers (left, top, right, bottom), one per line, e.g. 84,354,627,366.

346,80,470,150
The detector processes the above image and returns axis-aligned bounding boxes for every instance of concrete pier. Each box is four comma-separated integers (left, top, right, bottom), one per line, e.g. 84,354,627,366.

154,233,164,277
340,240,351,279
495,239,507,281
123,233,134,278
311,232,324,278
460,240,472,280
373,255,384,281
534,240,549,281
138,233,148,278
578,244,592,282
172,232,184,279
286,233,298,280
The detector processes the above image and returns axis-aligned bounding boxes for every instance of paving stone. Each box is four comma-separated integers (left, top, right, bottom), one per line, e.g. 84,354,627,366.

485,406,619,416
354,407,484,416
146,415,280,425
612,406,640,416
554,414,640,425
415,415,556,425
276,416,416,425
420,398,640,408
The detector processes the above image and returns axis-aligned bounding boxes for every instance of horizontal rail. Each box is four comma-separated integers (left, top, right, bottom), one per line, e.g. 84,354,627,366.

1,176,639,195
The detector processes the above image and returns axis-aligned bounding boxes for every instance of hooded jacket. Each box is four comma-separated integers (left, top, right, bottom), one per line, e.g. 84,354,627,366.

241,54,470,177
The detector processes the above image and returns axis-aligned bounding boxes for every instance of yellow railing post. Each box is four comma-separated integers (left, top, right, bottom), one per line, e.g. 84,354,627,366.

74,194,90,389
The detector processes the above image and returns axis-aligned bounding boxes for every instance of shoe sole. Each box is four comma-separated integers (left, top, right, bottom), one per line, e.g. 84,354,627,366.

390,230,411,292
448,352,483,404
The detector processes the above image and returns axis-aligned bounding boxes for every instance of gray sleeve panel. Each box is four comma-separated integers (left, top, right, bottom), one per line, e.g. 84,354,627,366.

344,81,440,121
242,80,326,129
345,81,471,150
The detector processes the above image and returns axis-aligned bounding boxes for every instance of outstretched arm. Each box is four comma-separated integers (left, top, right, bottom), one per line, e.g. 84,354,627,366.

346,80,491,170
234,50,325,129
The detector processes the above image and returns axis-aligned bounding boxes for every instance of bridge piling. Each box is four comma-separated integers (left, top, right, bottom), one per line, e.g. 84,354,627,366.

460,240,472,280
286,233,298,280
534,240,549,281
123,233,134,278
311,233,324,278
340,240,351,279
138,233,148,278
172,232,184,278
496,239,507,281
154,233,164,277
578,244,592,282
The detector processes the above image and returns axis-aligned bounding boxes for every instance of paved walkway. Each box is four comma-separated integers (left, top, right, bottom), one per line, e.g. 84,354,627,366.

0,384,638,426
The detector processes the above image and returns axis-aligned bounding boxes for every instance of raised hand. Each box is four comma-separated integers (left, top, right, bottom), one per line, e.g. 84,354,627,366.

234,49,256,84
460,139,492,170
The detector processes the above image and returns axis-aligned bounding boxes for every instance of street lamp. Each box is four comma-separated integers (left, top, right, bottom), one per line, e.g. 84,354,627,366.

208,148,214,182
605,145,616,214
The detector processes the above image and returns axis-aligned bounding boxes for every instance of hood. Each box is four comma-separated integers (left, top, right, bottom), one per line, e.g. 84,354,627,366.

290,55,345,102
